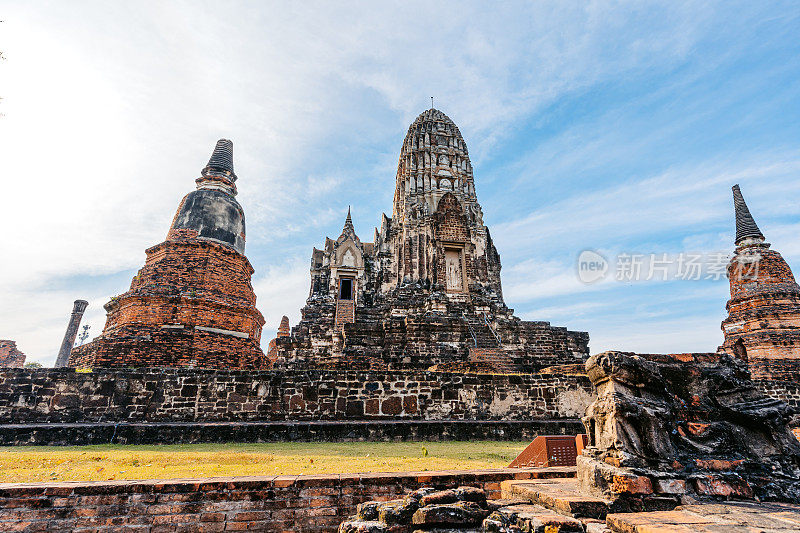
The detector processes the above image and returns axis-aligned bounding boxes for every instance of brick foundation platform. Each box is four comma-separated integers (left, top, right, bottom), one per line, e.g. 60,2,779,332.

69,240,266,369
0,368,593,424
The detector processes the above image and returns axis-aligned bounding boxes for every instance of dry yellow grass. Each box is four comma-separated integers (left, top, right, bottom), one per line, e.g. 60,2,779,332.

0,441,528,483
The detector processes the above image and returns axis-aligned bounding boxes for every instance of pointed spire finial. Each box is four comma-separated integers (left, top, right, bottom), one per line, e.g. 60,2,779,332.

431,96,434,109
732,184,764,245
339,206,356,240
342,206,354,233
202,139,237,182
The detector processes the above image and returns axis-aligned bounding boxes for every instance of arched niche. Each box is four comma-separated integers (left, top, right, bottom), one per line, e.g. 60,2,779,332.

335,241,363,269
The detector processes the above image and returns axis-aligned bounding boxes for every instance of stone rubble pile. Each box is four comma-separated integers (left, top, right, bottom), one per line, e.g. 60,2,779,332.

338,485,605,533
339,486,492,532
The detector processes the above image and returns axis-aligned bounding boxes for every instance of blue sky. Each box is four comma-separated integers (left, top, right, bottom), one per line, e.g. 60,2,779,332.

1,1,799,365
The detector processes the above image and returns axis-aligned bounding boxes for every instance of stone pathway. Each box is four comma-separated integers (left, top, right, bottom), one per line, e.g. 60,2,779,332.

606,501,800,532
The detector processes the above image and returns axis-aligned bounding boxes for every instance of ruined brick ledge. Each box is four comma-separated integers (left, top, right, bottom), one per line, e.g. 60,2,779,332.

0,467,574,533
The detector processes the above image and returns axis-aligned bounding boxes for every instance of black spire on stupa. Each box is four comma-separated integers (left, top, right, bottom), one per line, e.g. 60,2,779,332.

340,206,356,239
732,184,764,245
202,139,237,182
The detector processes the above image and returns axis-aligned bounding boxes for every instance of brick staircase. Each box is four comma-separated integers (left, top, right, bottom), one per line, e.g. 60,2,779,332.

334,299,355,329
478,477,613,531
462,312,515,373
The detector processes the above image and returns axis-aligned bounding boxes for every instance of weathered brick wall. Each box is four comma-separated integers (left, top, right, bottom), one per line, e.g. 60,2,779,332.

69,240,266,370
0,468,568,533
721,244,800,381
0,341,25,368
756,379,800,408
0,368,593,424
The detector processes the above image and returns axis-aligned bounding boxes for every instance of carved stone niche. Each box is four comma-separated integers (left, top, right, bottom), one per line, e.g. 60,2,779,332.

578,351,800,512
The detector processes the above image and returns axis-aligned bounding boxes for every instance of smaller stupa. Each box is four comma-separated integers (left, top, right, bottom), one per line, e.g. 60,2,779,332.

70,140,267,369
719,184,800,380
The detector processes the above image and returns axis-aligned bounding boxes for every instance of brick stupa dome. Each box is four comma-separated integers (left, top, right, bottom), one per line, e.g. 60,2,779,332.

69,140,267,369
168,139,246,254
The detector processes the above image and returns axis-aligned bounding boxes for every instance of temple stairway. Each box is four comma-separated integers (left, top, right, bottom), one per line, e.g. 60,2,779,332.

462,312,515,373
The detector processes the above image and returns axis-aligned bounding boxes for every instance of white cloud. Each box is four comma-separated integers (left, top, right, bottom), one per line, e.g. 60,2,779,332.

493,157,800,261
590,316,725,355
252,257,310,346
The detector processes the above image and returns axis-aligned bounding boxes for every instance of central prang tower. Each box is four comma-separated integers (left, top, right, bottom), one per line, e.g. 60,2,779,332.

383,109,503,301
273,109,588,372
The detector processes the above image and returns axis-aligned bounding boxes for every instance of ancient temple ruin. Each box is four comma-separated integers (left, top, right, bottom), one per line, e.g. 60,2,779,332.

336,350,800,533
274,109,589,372
719,184,800,381
0,341,25,368
69,140,267,369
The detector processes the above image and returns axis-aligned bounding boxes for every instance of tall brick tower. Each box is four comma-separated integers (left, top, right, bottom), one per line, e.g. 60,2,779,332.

388,109,503,301
719,184,800,380
70,140,267,369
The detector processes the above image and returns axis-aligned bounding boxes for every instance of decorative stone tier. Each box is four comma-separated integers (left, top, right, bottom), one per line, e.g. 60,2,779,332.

279,293,589,373
69,240,266,369
0,368,594,425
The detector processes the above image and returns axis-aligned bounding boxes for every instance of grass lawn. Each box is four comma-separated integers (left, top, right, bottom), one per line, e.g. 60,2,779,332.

0,441,528,483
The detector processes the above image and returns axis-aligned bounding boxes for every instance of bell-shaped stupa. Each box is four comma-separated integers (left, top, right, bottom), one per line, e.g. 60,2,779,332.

70,140,267,369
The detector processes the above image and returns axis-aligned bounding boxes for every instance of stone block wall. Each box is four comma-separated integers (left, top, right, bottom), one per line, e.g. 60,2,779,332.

0,468,567,533
0,368,593,424
757,379,800,408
